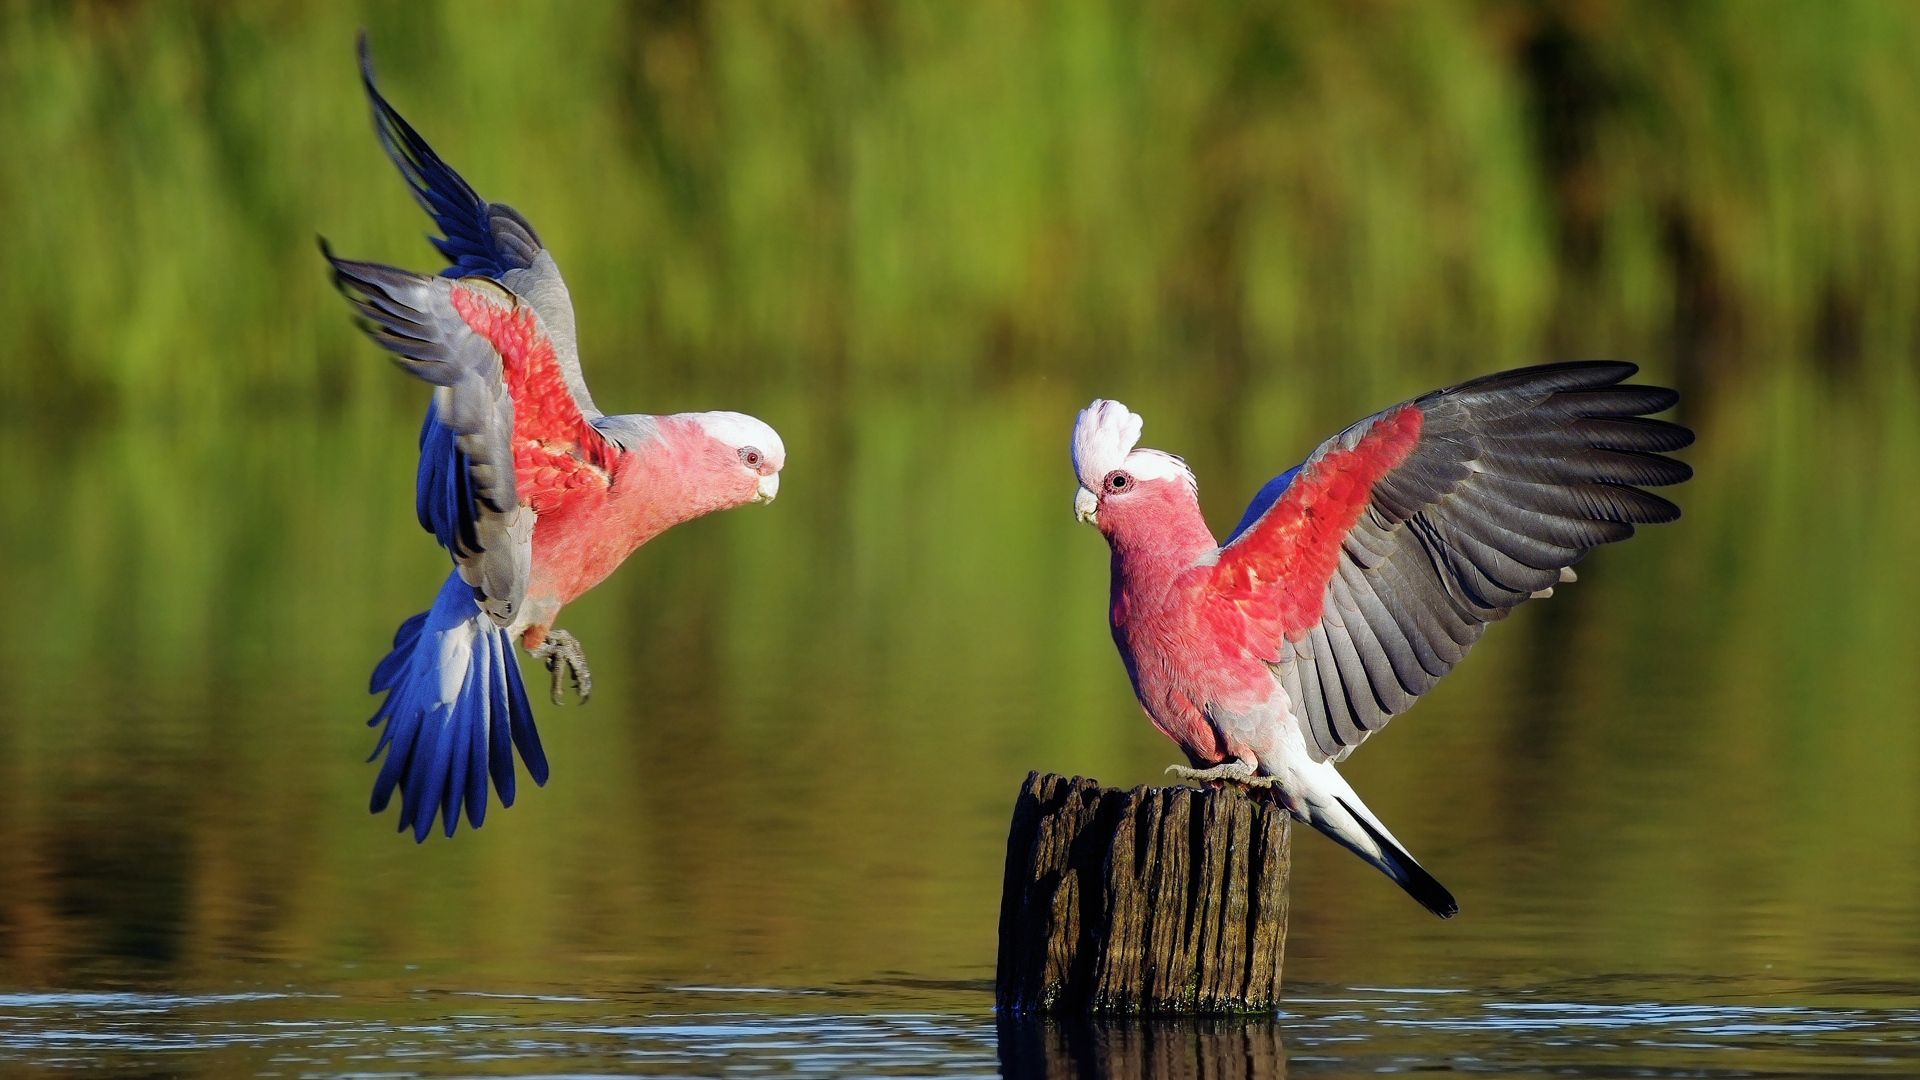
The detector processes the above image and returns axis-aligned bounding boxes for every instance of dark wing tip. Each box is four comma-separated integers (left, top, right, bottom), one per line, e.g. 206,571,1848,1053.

357,30,376,93
1431,360,1643,409
349,34,531,278
1541,359,1639,388
1608,383,1680,415
1548,359,1639,381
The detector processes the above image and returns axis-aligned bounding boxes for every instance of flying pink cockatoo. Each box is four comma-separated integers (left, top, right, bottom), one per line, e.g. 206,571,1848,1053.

1070,364,1691,916
322,38,785,841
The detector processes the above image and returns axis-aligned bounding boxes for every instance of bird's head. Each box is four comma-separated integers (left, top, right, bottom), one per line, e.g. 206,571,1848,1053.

1070,399,1198,537
683,411,786,510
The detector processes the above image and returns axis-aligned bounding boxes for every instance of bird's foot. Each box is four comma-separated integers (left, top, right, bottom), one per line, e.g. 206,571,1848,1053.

531,629,592,705
1165,761,1275,788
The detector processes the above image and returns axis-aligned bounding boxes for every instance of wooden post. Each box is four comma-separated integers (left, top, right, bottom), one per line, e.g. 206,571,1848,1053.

995,771,1290,1016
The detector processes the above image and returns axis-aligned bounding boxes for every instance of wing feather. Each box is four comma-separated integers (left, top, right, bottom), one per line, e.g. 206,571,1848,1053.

325,247,607,624
358,34,599,418
1218,362,1692,761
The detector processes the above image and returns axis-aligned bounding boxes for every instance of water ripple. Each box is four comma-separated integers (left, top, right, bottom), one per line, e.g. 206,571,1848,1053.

2,980,1919,1076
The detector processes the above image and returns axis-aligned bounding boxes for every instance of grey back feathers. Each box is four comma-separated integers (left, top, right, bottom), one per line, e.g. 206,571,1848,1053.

1270,361,1693,762
590,413,663,450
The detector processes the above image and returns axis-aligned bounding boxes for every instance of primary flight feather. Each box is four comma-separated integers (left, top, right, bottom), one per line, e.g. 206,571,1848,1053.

1070,363,1692,916
322,36,786,841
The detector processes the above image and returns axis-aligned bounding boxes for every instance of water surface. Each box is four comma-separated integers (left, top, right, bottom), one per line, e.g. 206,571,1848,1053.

9,974,1920,1076
3,373,1918,1075
6,4,1920,1074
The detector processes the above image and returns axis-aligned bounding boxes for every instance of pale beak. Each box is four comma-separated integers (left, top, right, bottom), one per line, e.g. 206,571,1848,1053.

755,472,780,504
1074,486,1099,525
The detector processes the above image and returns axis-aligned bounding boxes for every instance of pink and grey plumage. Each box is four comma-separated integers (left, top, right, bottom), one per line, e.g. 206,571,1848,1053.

1070,363,1692,916
322,38,786,840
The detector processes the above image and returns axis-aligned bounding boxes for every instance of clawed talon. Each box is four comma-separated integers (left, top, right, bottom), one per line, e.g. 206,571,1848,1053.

531,629,592,705
1165,761,1276,788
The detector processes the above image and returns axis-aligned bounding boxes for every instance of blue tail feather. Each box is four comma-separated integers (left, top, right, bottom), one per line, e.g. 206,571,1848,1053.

461,632,493,829
370,611,430,693
438,674,474,838
487,633,519,807
367,571,547,840
402,701,455,840
505,656,547,784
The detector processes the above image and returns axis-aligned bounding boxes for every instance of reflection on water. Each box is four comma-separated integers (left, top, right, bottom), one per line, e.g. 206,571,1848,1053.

1000,1014,1288,1079
4,366,1920,1078
2,367,1920,1075
6,977,1920,1076
5,369,1919,989
1271,980,1920,1076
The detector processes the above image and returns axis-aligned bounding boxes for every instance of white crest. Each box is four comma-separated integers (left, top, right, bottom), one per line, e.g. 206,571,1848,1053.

688,411,786,465
1070,399,1196,496
1072,400,1142,489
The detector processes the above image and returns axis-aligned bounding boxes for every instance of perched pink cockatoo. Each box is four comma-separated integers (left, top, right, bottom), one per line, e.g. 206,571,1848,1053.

1070,364,1691,916
322,38,785,840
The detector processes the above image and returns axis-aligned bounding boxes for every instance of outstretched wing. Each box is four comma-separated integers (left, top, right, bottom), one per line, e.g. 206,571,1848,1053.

357,33,599,418
326,246,614,624
1208,362,1693,761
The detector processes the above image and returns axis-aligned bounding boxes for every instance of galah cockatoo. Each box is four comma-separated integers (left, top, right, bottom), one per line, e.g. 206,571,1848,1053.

1070,363,1691,916
321,39,785,841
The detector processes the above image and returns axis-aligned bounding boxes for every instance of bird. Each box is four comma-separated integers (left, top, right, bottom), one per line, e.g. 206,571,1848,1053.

321,36,786,841
1069,363,1692,916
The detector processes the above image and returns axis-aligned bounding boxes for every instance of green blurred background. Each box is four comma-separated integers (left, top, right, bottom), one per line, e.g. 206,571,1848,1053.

2,0,1917,1002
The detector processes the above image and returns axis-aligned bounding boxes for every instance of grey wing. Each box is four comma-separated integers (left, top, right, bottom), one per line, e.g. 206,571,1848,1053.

358,34,599,419
324,244,533,626
1270,362,1694,761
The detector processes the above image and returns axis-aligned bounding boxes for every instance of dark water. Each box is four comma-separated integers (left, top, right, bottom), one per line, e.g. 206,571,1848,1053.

4,370,1920,1075
8,976,1920,1076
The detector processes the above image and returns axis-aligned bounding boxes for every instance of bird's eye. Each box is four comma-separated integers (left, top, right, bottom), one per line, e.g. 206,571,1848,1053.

740,447,763,468
1105,471,1131,493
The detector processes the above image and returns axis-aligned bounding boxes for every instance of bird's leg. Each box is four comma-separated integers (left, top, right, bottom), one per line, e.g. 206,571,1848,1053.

1166,760,1276,788
530,629,592,705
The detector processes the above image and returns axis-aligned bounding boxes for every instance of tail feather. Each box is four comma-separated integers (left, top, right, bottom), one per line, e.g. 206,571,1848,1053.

368,572,546,840
1333,795,1459,919
504,652,547,784
370,611,429,697
1293,763,1460,918
485,632,516,803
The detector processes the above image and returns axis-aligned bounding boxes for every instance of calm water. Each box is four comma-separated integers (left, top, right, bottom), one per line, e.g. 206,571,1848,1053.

7,8,1920,1072
3,367,1919,1075
7,976,1920,1076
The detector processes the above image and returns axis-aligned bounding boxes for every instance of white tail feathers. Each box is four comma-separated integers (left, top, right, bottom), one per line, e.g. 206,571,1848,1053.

1290,763,1459,918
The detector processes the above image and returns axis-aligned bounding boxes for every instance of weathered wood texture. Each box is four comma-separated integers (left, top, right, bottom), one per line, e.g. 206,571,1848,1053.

995,771,1290,1016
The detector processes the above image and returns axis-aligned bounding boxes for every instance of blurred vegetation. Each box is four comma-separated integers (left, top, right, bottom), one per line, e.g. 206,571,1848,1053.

1,0,1919,1000
3,0,1920,417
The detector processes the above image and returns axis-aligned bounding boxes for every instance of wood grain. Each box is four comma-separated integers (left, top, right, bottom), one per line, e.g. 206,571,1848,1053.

996,772,1290,1016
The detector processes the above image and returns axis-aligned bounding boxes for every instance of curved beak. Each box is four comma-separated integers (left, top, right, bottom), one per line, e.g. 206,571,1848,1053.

1074,486,1099,526
755,472,780,505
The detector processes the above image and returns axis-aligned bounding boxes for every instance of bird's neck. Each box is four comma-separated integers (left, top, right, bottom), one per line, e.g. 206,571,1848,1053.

1104,493,1219,597
604,418,734,538
522,420,731,618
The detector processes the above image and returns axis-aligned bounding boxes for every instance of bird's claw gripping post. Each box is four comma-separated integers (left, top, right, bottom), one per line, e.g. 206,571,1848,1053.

1166,761,1277,789
532,629,592,705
